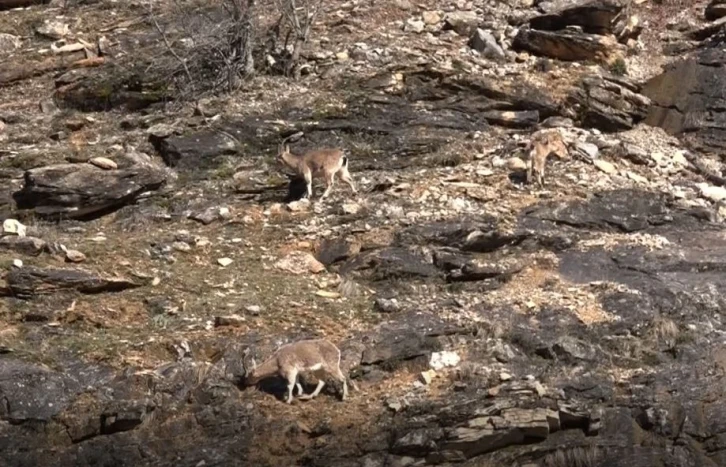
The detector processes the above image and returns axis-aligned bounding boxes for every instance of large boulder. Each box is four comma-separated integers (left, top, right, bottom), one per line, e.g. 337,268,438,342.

12,163,166,219
0,236,47,256
443,11,480,36
469,29,506,61
642,45,726,151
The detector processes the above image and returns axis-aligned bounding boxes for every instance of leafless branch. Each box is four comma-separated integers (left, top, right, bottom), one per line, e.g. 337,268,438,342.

273,0,323,77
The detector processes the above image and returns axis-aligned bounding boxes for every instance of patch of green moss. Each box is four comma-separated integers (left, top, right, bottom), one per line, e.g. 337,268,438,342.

209,164,237,180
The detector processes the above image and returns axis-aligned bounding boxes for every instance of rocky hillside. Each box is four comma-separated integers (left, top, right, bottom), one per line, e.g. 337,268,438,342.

2,0,726,465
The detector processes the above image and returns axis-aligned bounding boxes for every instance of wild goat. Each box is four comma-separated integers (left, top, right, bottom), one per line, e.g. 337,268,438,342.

242,338,356,403
277,144,357,200
526,129,569,186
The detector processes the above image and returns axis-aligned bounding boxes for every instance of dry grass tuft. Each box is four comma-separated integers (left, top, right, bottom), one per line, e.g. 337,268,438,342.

647,316,679,348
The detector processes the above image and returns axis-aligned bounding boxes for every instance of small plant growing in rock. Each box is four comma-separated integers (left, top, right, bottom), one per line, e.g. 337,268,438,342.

428,150,471,168
450,362,478,381
609,57,628,76
647,316,679,349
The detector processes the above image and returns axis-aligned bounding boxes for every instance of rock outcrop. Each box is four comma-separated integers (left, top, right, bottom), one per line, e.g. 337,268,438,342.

643,43,726,151
568,74,651,132
513,0,633,62
3,189,726,465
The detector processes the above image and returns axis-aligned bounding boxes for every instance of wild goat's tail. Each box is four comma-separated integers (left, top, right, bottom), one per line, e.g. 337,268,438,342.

342,156,349,167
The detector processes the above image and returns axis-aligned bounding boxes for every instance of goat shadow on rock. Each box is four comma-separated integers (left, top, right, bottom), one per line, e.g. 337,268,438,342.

285,176,309,203
244,374,344,402
507,169,529,185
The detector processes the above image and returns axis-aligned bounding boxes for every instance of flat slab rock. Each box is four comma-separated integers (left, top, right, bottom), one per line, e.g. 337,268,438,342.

360,331,442,366
513,28,623,62
481,110,539,128
149,130,238,169
12,163,166,219
5,266,139,298
520,188,674,233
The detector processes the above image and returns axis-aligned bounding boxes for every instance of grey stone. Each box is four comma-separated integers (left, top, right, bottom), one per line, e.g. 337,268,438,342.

469,29,505,61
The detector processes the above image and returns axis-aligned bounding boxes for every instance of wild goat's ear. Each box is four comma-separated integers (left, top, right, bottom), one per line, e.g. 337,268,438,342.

251,358,257,370
284,144,290,154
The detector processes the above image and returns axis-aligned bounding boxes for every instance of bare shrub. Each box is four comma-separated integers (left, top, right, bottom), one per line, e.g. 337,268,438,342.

146,0,323,99
147,0,258,98
272,0,323,77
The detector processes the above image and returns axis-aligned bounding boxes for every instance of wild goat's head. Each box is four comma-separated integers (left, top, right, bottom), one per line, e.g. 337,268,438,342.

276,142,293,166
241,348,258,384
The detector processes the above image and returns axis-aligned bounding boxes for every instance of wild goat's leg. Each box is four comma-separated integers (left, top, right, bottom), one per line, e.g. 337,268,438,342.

320,173,335,199
303,170,313,199
284,370,299,404
335,369,349,400
298,380,325,400
341,167,357,193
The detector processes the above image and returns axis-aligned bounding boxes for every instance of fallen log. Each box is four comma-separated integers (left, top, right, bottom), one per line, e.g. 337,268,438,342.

0,52,104,88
